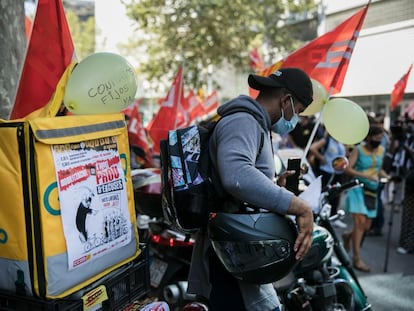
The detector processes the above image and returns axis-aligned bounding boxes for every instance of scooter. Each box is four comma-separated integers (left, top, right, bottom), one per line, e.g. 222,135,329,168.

132,168,196,310
274,156,372,311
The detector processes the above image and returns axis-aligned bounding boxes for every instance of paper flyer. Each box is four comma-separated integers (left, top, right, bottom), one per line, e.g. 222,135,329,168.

51,136,131,270
299,175,322,213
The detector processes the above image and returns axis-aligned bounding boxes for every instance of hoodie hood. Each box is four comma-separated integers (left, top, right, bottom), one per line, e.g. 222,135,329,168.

217,95,271,132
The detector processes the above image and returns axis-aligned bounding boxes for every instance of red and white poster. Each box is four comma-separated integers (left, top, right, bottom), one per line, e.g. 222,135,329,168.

52,136,131,270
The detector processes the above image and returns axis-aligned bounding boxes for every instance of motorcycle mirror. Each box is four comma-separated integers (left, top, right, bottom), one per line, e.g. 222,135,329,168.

331,156,349,173
301,163,309,175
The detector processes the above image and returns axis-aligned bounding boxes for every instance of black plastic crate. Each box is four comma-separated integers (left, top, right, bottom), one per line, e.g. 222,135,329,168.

100,249,150,310
0,244,150,311
0,292,82,311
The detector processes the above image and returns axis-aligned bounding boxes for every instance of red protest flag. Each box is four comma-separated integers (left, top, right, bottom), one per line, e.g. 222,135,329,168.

123,99,154,168
204,90,219,115
249,48,265,72
186,89,205,124
147,66,184,155
391,64,413,110
256,5,369,96
176,86,190,129
11,0,75,120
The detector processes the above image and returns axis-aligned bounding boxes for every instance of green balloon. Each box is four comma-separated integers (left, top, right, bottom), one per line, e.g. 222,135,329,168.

64,52,137,115
322,98,369,145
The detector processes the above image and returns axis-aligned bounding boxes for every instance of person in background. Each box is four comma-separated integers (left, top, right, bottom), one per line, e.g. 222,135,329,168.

368,114,391,236
187,68,314,311
386,119,411,213
310,132,347,228
376,113,391,149
398,169,414,254
342,124,390,272
288,116,322,149
288,116,324,172
396,118,414,254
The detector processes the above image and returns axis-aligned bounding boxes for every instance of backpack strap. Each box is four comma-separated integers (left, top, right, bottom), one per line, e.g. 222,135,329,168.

256,132,264,161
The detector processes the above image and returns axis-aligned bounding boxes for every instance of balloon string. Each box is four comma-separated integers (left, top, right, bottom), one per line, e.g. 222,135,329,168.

301,87,333,164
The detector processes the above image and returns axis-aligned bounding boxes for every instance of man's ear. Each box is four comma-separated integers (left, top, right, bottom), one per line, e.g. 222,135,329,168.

280,93,291,108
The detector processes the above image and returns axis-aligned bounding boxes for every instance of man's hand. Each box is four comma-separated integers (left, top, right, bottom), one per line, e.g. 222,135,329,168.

286,196,314,260
276,170,295,187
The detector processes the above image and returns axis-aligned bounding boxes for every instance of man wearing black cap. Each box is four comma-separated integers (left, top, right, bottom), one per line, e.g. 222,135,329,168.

187,68,314,311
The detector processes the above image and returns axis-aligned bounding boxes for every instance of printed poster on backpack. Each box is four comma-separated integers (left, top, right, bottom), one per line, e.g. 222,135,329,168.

51,136,132,270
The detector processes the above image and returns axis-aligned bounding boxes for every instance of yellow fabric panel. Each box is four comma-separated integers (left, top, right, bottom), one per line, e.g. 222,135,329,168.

31,114,137,257
29,113,126,144
34,141,67,255
0,125,29,260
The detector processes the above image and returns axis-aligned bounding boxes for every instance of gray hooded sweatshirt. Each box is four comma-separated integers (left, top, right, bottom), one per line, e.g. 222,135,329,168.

187,95,294,310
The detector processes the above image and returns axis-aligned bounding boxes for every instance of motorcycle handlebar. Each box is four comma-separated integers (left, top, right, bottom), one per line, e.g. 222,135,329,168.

325,179,361,197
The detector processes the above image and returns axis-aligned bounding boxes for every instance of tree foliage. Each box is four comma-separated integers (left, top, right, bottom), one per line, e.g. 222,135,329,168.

66,9,95,61
123,0,318,90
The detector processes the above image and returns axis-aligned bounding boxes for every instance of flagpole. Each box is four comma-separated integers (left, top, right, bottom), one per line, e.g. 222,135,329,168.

300,94,329,164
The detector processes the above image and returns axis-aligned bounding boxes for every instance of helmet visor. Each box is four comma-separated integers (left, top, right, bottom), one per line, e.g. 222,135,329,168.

211,239,292,274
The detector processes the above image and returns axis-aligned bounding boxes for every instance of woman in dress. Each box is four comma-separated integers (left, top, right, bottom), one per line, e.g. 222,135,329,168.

342,125,390,272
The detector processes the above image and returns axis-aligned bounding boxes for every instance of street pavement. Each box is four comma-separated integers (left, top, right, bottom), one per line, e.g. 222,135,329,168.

335,202,414,311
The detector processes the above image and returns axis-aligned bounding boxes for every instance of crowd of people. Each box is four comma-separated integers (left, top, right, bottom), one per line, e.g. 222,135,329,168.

131,68,413,310
384,116,414,254
186,68,414,310
282,111,414,273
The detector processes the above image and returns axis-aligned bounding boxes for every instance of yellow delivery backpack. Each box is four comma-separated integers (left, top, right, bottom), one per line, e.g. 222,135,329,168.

0,113,140,299
0,64,140,299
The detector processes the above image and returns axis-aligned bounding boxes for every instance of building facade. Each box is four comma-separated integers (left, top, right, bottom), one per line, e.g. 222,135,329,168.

324,0,414,123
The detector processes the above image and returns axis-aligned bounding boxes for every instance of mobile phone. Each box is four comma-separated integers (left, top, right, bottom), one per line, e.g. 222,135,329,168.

285,158,301,195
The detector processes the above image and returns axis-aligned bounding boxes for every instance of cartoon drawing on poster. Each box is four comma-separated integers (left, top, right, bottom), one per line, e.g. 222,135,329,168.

75,188,97,243
51,136,131,270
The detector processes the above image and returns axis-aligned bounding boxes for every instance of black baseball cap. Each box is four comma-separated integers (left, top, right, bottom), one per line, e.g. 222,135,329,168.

248,68,313,107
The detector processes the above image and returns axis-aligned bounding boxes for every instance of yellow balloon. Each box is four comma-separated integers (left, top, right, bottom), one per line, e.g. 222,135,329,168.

300,79,327,116
64,52,137,115
322,98,369,145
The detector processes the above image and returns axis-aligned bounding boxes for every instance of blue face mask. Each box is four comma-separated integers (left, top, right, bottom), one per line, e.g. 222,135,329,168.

271,97,298,135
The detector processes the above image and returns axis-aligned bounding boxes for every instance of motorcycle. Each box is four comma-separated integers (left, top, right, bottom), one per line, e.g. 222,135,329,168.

132,156,371,311
132,168,196,310
274,156,372,311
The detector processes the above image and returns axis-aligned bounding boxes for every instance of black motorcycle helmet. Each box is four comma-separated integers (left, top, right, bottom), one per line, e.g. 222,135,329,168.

208,212,298,284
